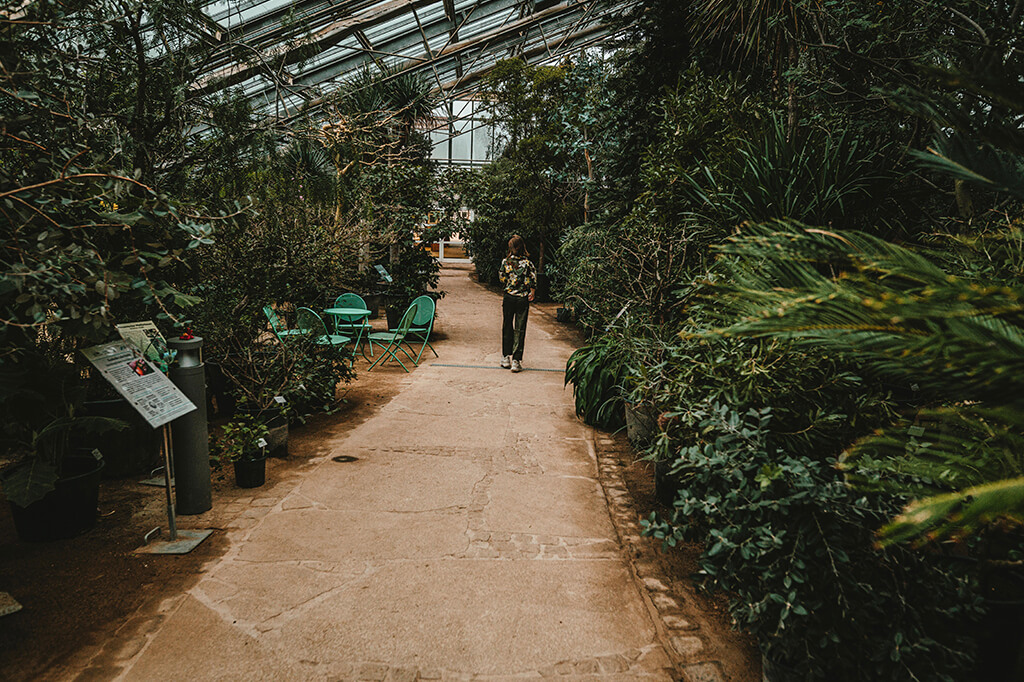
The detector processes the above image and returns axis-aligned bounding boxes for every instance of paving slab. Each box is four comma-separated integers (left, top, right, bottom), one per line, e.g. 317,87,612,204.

485,473,615,538
347,410,511,451
236,509,468,563
263,560,656,675
122,595,313,681
297,451,487,512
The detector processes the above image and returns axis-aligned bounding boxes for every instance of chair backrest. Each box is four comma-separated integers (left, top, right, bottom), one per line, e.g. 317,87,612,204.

296,307,327,336
263,305,283,332
333,293,366,309
393,301,419,338
333,293,368,324
410,295,435,327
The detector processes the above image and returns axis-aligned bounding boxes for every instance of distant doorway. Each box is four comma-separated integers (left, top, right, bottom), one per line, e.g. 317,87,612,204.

438,237,470,263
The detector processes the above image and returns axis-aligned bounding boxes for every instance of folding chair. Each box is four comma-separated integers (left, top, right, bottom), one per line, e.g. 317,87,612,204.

264,305,305,342
295,307,351,358
366,301,419,372
331,293,373,357
405,294,438,364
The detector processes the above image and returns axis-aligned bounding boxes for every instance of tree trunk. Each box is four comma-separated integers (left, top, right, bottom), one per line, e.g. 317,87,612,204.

955,179,975,220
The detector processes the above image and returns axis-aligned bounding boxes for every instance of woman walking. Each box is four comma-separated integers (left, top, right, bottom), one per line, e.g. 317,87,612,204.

499,235,537,373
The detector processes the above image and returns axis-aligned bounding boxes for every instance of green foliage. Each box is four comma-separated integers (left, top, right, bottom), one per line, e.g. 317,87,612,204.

705,220,1024,545
685,116,893,229
643,405,978,680
462,59,584,287
564,334,630,430
560,68,766,329
213,414,269,464
217,337,352,424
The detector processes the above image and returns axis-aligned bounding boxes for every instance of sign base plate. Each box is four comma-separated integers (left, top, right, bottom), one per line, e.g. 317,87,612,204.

135,529,213,555
0,592,22,617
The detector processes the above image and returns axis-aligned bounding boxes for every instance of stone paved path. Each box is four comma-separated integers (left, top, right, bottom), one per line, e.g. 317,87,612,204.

83,266,736,681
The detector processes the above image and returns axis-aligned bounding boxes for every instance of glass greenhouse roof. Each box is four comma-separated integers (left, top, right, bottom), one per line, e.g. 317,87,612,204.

193,0,639,128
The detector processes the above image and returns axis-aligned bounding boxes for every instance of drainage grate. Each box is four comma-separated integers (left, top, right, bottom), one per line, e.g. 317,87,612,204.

332,455,359,463
429,363,563,373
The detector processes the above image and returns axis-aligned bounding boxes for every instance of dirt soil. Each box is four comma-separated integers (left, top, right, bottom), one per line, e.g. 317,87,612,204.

1,270,759,681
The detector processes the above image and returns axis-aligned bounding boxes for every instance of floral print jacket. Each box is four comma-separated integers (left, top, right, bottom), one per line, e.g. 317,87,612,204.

499,256,537,297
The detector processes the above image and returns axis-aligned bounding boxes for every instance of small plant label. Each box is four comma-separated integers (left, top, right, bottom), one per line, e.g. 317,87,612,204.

274,395,287,404
257,438,268,448
907,426,926,437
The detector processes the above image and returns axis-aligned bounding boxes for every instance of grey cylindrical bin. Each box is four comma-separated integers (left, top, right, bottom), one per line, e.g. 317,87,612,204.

167,336,212,515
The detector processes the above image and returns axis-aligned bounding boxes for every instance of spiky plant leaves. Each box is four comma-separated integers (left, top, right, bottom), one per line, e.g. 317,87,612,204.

912,134,1024,202
705,220,1024,544
682,117,891,229
881,477,1024,548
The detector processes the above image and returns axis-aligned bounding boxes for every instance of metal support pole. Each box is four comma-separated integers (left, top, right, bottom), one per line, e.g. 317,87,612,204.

161,424,178,541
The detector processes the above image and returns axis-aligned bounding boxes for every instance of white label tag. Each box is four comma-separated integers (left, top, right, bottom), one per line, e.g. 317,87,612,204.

257,438,268,448
274,396,286,404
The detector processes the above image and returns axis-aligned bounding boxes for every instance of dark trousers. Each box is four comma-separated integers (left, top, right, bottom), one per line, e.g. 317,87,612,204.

502,293,530,361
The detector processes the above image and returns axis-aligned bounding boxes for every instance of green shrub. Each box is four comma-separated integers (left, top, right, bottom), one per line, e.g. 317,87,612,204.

644,404,980,680
564,333,630,430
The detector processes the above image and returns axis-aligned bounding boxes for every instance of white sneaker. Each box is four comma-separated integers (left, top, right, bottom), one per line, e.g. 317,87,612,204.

511,359,522,373
500,356,511,369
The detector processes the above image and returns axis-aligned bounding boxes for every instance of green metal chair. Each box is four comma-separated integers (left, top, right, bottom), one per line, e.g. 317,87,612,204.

405,294,438,364
295,307,351,356
332,293,373,357
264,305,305,342
366,301,419,372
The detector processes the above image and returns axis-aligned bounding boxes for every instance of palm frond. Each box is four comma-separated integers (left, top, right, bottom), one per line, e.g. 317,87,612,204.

879,477,1024,547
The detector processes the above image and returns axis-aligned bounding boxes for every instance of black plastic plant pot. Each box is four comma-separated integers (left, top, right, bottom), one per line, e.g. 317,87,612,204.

233,455,266,488
9,455,105,542
385,304,403,331
362,292,383,319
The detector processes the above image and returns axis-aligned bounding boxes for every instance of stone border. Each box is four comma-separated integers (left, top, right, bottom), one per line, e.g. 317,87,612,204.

590,435,728,682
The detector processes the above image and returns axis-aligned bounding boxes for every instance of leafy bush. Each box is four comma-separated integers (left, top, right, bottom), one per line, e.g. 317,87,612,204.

644,404,979,680
216,336,353,425
212,414,269,464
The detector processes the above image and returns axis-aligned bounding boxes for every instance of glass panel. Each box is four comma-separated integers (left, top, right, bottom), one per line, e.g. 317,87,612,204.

450,131,471,161
472,124,490,161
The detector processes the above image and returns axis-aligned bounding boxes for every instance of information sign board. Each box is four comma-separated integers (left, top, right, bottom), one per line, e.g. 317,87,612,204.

115,321,174,371
81,341,196,428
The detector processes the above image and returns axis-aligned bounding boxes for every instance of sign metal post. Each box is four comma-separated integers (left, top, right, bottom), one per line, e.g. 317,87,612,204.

82,336,212,555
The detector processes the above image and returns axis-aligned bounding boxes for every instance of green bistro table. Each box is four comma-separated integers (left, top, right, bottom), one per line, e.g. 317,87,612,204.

322,307,372,360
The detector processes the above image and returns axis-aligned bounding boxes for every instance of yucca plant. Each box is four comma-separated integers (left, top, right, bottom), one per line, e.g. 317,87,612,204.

564,333,630,430
684,115,891,229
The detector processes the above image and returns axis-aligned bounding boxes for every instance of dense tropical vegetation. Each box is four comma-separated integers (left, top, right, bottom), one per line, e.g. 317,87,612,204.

5,0,1024,677
466,0,1024,679
1,0,459,501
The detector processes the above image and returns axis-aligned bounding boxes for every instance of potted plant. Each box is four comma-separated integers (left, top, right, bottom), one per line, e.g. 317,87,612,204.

0,355,127,541
215,414,270,488
218,340,293,458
